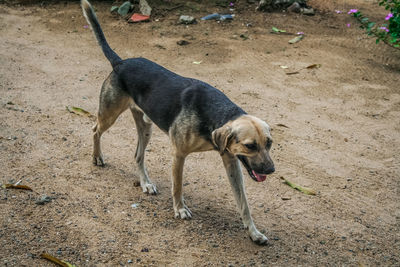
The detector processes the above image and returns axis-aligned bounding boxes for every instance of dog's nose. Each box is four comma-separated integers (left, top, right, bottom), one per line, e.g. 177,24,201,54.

265,166,275,174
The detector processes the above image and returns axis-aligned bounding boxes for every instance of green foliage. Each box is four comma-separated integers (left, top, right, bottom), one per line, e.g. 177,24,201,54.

350,0,400,49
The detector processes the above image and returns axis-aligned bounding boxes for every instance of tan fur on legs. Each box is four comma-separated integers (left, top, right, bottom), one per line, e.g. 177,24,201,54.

221,153,268,245
92,73,131,166
171,151,192,219
130,107,157,194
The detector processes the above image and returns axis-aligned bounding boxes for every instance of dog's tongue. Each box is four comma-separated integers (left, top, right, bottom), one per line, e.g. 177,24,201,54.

252,170,267,182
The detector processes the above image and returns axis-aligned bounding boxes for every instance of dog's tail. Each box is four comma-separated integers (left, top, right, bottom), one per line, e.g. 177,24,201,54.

81,0,122,68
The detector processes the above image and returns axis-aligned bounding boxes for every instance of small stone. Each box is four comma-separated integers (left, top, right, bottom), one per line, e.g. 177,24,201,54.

141,248,149,252
128,259,133,264
287,2,301,13
35,195,52,205
179,15,196,25
177,40,190,46
110,6,119,13
118,1,132,17
302,8,315,16
139,0,152,16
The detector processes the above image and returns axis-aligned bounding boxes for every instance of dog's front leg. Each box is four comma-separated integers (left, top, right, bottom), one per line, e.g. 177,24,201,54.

221,153,268,245
171,151,192,219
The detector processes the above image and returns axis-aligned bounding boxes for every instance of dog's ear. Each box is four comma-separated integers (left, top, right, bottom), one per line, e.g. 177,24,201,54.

212,125,234,155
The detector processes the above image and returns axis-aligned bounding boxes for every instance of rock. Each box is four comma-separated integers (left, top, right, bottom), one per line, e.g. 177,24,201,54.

35,195,52,205
287,2,301,13
118,1,132,17
139,0,152,16
179,15,196,25
302,7,315,16
110,6,119,13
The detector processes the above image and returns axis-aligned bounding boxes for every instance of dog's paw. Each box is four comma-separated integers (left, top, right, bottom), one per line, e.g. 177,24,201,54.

175,206,192,219
142,183,157,195
249,230,269,245
93,155,105,166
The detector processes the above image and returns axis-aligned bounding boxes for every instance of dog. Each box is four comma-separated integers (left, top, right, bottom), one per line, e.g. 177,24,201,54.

81,0,275,244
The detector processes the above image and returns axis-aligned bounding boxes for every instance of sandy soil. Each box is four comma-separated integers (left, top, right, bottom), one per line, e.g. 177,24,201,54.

1,1,399,266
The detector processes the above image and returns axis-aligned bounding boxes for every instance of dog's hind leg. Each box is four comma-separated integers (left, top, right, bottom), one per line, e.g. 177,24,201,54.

221,153,268,245
93,73,131,166
130,108,157,195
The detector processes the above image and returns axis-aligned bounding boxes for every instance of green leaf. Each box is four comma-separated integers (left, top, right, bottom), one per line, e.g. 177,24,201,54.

280,177,316,196
271,27,286,33
66,106,95,118
367,22,376,29
361,17,369,23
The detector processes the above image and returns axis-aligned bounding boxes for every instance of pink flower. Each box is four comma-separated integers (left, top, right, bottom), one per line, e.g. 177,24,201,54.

83,25,89,29
385,13,393,20
348,9,358,14
335,10,342,14
346,23,351,27
379,26,389,32
297,31,305,35
229,2,234,6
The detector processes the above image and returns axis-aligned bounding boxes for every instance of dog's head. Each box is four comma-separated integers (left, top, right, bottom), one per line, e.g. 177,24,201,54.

212,115,275,182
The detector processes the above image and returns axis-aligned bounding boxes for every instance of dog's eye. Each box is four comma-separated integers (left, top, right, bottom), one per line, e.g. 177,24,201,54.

244,143,257,151
266,139,272,149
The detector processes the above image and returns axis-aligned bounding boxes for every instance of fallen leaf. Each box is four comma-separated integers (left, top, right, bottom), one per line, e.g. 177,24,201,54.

306,64,321,69
192,61,202,65
280,65,289,69
276,123,289,128
41,253,76,267
288,35,304,44
66,106,95,118
2,184,33,191
281,196,291,200
285,71,300,75
280,177,316,195
272,26,286,33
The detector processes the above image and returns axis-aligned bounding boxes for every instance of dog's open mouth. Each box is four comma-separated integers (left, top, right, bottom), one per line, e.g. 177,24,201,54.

237,156,267,182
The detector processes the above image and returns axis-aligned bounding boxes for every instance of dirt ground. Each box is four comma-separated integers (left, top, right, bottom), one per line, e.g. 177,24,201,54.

1,0,399,266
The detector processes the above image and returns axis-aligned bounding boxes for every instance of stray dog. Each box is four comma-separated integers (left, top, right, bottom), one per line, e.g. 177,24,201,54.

81,0,275,244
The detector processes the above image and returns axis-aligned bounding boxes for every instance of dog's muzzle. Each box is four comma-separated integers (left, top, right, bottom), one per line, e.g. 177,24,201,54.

237,155,274,182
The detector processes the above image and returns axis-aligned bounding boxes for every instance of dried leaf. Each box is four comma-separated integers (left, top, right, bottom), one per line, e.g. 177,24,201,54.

192,61,202,65
285,71,300,75
306,64,321,69
280,177,316,195
66,106,95,118
276,123,289,128
288,35,303,44
280,65,289,69
2,184,33,191
41,253,76,267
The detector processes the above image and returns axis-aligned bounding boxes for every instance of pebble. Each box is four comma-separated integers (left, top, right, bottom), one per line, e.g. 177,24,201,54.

35,195,52,205
179,15,196,24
